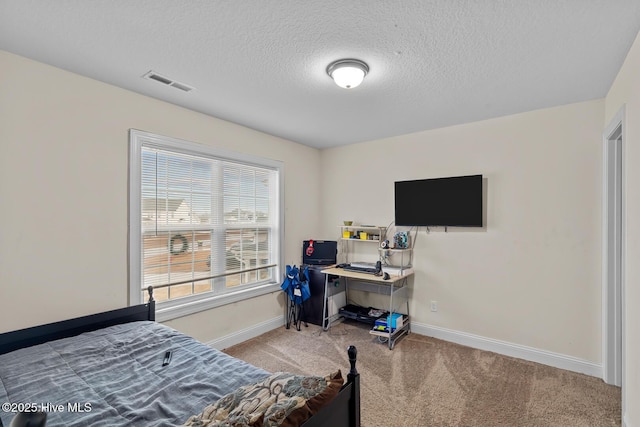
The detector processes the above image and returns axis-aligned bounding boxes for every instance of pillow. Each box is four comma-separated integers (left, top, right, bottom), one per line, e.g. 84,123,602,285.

182,370,343,427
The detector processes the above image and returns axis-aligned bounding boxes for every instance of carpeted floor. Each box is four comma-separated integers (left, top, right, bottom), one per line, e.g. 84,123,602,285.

224,321,621,427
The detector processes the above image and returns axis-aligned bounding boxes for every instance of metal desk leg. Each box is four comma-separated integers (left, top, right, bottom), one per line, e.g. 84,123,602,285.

322,273,329,330
388,280,395,349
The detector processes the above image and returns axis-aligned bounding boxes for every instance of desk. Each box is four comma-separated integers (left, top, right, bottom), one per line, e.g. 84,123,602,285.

321,267,412,349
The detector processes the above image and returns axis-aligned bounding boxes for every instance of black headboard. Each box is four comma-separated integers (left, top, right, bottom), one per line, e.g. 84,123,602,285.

0,288,155,355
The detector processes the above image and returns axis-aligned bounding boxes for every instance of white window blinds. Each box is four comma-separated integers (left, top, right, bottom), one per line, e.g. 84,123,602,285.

130,130,282,314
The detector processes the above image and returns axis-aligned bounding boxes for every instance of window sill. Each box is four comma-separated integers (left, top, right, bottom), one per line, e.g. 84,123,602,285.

154,282,281,322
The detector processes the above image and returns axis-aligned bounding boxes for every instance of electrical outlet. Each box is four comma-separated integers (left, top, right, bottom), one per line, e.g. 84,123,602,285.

430,300,438,312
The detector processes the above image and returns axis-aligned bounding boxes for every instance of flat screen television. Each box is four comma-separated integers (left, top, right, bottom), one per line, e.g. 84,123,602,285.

394,174,483,227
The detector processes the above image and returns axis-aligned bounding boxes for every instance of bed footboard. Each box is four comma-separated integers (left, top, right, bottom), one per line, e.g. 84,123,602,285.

302,345,361,427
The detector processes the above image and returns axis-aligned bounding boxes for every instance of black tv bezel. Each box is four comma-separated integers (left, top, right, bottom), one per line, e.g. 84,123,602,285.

394,174,483,227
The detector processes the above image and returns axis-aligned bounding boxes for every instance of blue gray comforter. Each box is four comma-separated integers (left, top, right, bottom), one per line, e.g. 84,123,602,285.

0,321,269,426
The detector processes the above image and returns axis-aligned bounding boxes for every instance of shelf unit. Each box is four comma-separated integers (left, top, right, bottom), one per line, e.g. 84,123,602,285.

332,224,412,349
360,276,410,349
338,225,386,264
339,225,386,242
378,247,412,272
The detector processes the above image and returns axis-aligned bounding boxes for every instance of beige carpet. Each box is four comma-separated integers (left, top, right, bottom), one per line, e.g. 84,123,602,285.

224,321,621,427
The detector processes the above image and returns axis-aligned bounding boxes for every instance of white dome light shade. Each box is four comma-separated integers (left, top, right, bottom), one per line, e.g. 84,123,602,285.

327,59,369,89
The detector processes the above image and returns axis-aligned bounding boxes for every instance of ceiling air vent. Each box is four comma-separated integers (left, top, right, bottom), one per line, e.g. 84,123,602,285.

142,71,194,92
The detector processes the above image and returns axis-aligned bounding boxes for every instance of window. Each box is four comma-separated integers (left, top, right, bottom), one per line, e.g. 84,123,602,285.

129,130,283,321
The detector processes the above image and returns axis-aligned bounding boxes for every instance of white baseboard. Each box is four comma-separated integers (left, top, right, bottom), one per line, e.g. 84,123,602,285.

205,317,602,378
207,315,284,350
411,321,602,378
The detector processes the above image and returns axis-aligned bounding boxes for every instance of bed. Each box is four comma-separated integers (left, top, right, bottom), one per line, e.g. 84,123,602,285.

0,289,360,427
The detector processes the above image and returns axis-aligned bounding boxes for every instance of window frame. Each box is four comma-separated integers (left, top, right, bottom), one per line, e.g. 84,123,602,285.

129,129,284,322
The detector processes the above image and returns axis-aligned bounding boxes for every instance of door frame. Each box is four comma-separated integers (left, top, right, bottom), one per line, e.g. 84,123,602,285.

601,105,625,392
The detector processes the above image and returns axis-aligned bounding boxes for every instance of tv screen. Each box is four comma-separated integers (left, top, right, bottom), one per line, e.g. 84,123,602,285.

394,175,483,227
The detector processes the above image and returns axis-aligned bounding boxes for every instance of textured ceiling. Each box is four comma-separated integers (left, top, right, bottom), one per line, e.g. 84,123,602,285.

1,1,640,149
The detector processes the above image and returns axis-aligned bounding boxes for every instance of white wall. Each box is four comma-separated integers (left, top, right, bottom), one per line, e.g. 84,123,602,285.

605,30,640,427
0,51,322,342
320,99,604,363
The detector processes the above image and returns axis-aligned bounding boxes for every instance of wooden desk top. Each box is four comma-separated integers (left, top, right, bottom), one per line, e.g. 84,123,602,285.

321,267,412,284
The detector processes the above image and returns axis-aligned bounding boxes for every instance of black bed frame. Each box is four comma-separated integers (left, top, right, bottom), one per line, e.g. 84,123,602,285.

0,287,361,427
0,287,156,356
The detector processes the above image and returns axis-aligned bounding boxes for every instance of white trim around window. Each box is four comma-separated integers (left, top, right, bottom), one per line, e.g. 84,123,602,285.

129,129,284,322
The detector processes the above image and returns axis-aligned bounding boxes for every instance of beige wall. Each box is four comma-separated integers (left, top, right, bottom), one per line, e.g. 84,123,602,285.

605,30,640,427
2,31,638,419
0,51,322,341
320,99,605,362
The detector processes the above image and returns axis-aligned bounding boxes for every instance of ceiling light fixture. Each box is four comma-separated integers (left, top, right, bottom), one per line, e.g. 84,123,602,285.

326,59,369,89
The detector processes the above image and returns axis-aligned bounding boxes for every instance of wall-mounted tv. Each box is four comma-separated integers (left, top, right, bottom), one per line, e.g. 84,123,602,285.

394,174,483,227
